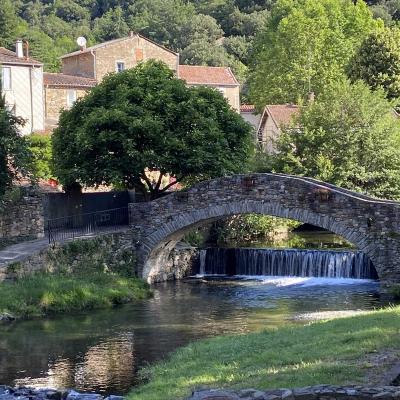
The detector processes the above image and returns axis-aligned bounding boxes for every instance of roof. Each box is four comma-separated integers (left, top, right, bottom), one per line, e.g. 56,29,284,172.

0,47,42,66
240,104,256,113
264,104,299,127
178,65,239,86
60,33,178,59
44,72,97,88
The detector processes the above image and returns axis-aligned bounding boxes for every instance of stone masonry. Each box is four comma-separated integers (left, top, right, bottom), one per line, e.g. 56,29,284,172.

0,187,44,244
129,173,400,286
186,385,400,400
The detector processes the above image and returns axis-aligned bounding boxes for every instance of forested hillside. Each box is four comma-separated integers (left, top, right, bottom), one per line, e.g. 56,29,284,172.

0,0,396,77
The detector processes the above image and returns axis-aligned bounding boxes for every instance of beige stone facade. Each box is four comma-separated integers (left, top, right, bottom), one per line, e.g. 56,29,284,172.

61,33,179,81
62,52,95,78
44,86,88,128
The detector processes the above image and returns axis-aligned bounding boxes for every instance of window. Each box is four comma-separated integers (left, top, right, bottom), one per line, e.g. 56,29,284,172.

116,62,125,73
67,89,77,108
216,87,226,95
1,67,11,90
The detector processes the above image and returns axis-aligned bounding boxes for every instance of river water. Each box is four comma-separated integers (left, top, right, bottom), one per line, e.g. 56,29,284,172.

0,232,396,395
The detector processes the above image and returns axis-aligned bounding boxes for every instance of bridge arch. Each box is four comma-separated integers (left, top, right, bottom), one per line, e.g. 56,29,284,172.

129,174,400,286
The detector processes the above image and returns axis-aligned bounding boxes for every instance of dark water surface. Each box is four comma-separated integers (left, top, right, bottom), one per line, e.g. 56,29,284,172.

0,277,393,395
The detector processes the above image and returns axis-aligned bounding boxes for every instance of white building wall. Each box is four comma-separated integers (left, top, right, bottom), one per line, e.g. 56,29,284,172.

2,65,44,135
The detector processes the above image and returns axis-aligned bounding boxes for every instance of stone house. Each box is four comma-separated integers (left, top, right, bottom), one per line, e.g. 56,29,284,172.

0,41,44,135
178,65,240,112
44,32,240,129
241,104,299,153
43,72,96,129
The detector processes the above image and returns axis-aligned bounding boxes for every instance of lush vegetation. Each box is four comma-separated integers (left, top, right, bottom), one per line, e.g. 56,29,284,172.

348,27,400,105
26,134,53,180
52,61,253,198
0,0,396,91
0,86,31,199
266,80,400,199
210,215,300,244
248,0,380,106
130,306,400,400
0,272,150,319
0,237,151,319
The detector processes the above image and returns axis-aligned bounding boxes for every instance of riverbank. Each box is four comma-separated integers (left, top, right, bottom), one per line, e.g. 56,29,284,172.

0,272,151,320
129,305,400,400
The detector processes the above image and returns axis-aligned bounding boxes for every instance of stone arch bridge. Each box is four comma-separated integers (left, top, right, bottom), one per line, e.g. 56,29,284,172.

129,173,400,286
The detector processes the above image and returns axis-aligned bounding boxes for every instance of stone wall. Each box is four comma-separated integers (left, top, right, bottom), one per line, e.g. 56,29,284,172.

0,230,136,281
187,385,400,400
150,243,199,282
44,87,88,122
94,34,178,81
0,229,197,282
62,52,95,78
0,187,44,245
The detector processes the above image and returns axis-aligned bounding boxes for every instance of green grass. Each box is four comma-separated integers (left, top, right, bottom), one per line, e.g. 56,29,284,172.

129,306,400,400
0,272,151,318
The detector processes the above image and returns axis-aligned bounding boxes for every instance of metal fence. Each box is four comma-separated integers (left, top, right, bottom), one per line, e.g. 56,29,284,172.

47,207,129,244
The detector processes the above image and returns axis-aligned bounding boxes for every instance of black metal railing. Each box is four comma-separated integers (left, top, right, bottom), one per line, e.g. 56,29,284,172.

47,207,129,244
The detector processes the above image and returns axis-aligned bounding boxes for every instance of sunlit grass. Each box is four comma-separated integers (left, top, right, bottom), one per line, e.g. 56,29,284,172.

0,272,151,318
129,306,400,400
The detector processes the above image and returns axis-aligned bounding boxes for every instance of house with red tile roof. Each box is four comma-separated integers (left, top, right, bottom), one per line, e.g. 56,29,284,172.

0,41,44,134
44,32,241,129
241,104,300,153
179,65,240,111
43,72,96,129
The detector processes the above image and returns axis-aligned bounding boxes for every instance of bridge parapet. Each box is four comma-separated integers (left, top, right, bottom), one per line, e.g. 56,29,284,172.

128,174,400,285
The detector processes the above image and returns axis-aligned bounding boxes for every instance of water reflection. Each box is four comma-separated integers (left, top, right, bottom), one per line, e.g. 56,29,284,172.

0,278,394,395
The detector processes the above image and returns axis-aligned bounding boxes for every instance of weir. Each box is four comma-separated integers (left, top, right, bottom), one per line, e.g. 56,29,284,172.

198,248,378,280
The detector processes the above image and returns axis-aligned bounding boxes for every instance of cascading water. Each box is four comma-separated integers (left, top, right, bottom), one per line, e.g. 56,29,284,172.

199,249,207,276
199,248,377,280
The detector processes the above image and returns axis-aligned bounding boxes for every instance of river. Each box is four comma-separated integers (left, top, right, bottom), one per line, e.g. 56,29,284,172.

0,232,396,395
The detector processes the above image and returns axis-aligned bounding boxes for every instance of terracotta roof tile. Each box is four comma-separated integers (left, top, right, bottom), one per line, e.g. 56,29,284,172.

240,104,256,113
0,47,42,66
265,104,299,127
44,72,97,88
179,65,239,86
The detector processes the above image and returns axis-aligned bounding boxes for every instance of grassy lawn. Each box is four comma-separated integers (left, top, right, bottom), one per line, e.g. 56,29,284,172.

129,306,400,400
0,272,151,318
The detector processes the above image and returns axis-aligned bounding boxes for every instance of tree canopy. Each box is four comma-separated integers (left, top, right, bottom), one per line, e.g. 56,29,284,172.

248,0,380,108
52,61,253,198
269,79,400,199
348,27,400,103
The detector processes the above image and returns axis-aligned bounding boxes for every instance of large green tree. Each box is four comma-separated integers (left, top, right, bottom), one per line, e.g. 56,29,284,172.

52,61,253,198
348,27,400,102
270,80,400,199
248,0,380,108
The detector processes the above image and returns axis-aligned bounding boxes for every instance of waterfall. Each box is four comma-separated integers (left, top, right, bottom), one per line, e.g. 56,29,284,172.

199,249,207,276
198,248,377,280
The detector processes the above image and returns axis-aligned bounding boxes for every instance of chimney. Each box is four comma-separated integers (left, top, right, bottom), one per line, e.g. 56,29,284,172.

129,31,134,38
308,91,315,104
15,39,24,58
23,40,29,59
